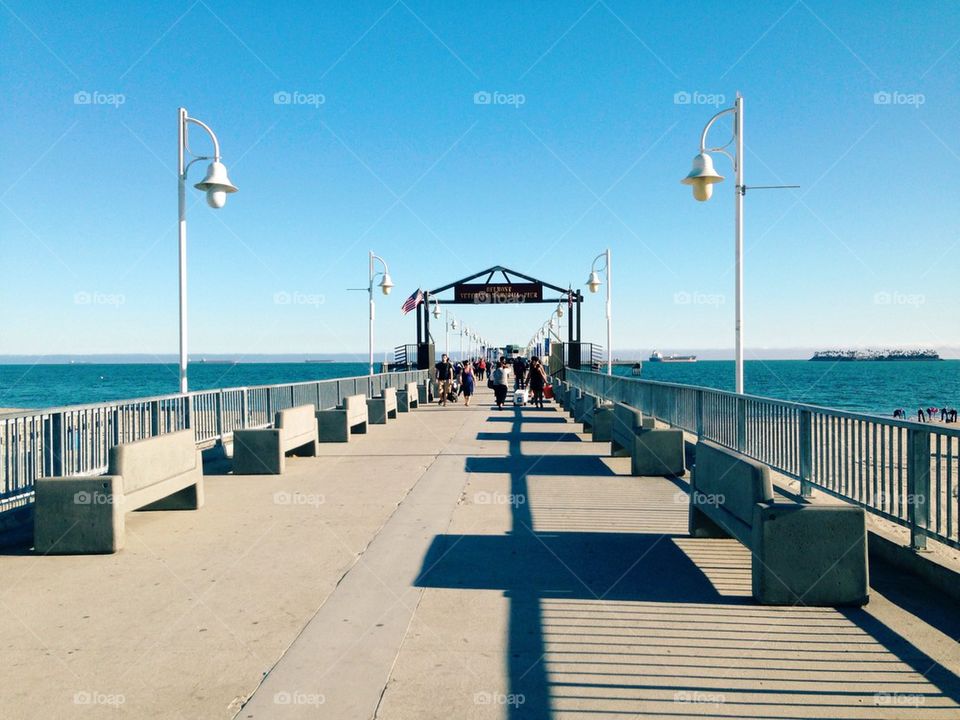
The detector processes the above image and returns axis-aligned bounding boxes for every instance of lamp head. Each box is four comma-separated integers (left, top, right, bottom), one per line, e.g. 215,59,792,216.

556,304,564,318
432,304,441,319
681,152,723,202
451,318,457,330
378,273,394,295
194,161,238,208
586,270,602,293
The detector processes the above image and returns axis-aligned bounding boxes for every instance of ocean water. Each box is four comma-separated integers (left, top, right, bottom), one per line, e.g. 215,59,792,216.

0,360,956,416
615,360,960,416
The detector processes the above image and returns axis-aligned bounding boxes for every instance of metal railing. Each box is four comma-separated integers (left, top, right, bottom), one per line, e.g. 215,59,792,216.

564,369,960,550
0,370,427,512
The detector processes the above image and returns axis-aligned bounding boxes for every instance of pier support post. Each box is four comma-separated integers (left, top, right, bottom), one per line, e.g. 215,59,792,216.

799,409,812,498
906,428,931,551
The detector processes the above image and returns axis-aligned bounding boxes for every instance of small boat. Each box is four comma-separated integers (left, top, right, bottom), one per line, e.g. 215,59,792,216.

649,351,696,363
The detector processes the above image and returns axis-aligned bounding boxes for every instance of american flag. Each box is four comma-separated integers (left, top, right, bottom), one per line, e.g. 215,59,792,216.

401,288,423,315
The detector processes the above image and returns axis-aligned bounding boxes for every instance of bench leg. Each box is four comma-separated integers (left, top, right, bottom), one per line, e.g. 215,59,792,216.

34,476,125,554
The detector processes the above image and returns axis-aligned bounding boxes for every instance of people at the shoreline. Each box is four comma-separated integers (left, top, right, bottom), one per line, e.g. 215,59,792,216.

461,361,475,407
435,353,453,407
491,357,510,409
909,406,958,423
527,356,547,409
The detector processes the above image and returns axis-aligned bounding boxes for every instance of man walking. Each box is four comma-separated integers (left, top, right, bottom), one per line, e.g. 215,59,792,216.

435,353,454,407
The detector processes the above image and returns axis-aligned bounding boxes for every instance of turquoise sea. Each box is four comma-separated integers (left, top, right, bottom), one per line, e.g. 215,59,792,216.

0,360,957,417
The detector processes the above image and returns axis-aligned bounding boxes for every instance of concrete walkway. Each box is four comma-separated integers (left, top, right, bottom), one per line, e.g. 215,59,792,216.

1,387,958,719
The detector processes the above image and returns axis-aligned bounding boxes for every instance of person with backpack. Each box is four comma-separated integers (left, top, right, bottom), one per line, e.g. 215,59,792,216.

491,358,510,409
435,353,454,407
512,356,527,390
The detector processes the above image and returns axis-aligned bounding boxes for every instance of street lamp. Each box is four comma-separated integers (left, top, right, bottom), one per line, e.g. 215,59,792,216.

368,251,393,375
177,107,237,393
682,93,744,393
586,249,612,375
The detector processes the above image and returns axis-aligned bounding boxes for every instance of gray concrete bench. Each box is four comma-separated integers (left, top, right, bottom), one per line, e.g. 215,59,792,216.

573,392,598,423
610,402,684,476
417,381,434,405
317,394,368,442
233,404,319,474
396,382,419,412
34,429,204,554
565,387,582,418
368,387,398,424
690,439,868,606
581,395,614,442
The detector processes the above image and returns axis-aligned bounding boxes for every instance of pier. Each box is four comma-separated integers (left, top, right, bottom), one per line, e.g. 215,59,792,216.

1,372,958,718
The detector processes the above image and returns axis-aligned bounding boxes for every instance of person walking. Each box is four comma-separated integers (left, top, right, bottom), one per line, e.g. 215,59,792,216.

527,356,547,409
477,357,486,382
513,355,527,390
435,353,454,407
491,358,510,409
461,360,476,407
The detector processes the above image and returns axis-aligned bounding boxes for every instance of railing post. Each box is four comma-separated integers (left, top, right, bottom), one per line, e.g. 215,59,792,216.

184,394,193,432
799,409,813,497
906,428,931,551
215,390,224,441
736,397,747,453
50,413,65,476
695,390,704,439
240,388,249,429
266,389,274,424
150,400,161,436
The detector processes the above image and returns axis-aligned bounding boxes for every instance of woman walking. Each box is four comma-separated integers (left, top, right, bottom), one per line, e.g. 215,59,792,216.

461,361,476,407
527,356,547,409
491,358,510,409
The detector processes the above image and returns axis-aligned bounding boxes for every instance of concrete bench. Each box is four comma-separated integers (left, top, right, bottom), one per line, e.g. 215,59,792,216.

690,440,868,606
233,404,319,474
417,381,434,405
611,402,685,476
573,392,598,423
581,396,614,442
317,394,368,442
566,387,582,418
368,387,398,424
396,382,419,412
34,429,204,554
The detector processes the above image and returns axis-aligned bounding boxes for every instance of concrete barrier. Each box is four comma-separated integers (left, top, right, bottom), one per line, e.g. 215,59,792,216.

573,392,597,424
610,403,654,456
418,381,436,405
368,387,398,424
317,394,368,442
397,382,419,413
584,401,614,442
690,440,869,606
610,403,684,476
233,404,319,474
34,429,204,554
566,387,582,418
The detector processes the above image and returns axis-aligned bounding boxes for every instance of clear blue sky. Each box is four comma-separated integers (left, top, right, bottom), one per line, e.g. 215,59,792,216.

1,0,958,358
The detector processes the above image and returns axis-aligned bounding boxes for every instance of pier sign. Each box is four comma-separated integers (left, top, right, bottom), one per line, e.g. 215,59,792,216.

454,282,542,304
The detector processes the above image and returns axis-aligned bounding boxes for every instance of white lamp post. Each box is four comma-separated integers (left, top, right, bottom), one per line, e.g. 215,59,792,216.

368,251,393,375
682,94,744,393
177,107,237,394
586,248,612,375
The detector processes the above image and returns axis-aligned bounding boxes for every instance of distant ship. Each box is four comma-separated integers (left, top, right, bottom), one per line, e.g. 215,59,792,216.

810,349,941,361
649,351,697,363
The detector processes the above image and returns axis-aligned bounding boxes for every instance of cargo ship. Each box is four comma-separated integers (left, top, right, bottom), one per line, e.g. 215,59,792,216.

649,351,697,363
810,349,941,361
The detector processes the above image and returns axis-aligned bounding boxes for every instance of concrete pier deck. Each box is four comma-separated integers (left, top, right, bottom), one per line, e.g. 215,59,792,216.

1,387,958,718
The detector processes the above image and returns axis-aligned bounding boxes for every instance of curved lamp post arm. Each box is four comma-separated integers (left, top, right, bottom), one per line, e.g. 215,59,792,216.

183,114,222,162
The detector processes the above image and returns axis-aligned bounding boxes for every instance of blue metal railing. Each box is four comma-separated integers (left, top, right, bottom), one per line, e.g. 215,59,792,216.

0,370,428,512
564,368,960,551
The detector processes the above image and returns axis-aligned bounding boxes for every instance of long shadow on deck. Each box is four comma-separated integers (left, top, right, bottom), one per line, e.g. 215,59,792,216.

415,407,960,718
